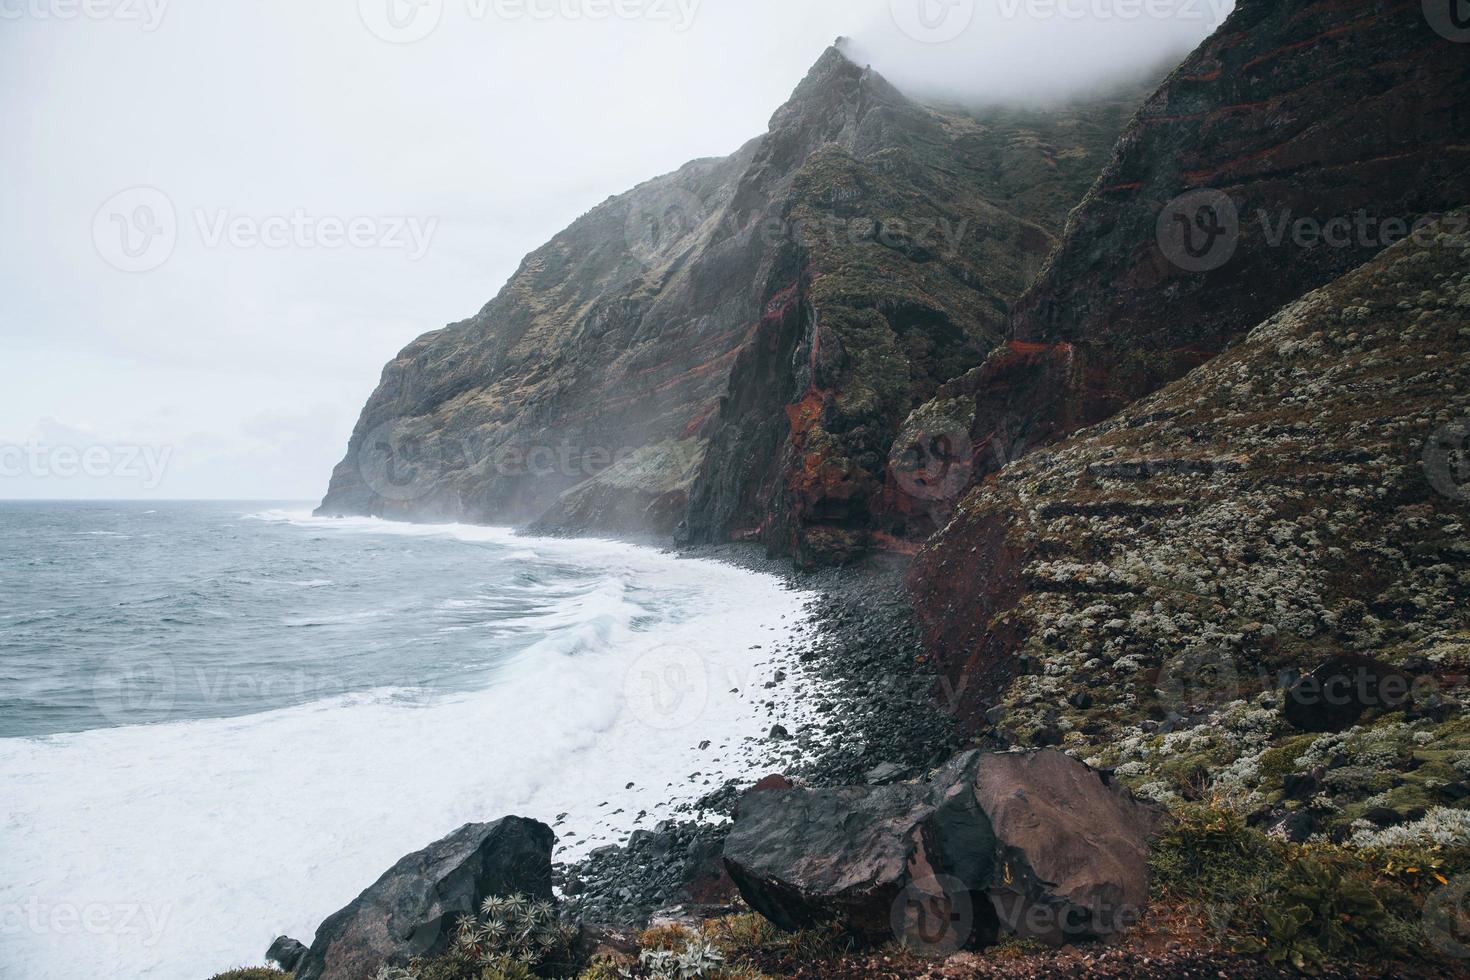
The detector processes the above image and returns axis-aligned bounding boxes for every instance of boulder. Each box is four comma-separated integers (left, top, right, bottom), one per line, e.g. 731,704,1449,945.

265,935,307,972
723,750,1156,952
1283,655,1413,733
972,751,1155,942
294,816,555,980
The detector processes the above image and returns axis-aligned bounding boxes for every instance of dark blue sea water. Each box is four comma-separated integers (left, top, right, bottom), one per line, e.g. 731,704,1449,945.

0,502,815,980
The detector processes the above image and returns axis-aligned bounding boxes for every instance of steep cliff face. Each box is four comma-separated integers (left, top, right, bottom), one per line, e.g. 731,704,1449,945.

318,46,1147,562
895,0,1470,509
909,210,1470,830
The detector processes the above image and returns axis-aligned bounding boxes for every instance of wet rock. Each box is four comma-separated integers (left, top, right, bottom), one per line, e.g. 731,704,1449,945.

265,936,307,973
864,762,906,785
293,816,554,980
723,749,1157,949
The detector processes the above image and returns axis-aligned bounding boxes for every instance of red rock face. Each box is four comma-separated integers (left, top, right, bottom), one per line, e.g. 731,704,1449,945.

959,0,1470,487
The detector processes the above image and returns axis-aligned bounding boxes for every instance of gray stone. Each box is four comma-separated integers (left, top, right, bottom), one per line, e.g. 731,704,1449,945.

723,749,1157,950
294,816,554,980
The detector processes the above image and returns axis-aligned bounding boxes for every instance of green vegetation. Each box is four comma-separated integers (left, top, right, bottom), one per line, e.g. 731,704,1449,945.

1152,805,1470,973
372,893,578,980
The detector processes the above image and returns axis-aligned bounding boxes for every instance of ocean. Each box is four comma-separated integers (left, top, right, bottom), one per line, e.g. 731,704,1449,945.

0,501,816,979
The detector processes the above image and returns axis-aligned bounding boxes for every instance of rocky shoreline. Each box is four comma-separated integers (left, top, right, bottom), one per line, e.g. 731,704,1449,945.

557,545,966,928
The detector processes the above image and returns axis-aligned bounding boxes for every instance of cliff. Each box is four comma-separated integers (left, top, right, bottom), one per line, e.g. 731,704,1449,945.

896,0,1470,502
909,208,1470,837
317,46,1149,563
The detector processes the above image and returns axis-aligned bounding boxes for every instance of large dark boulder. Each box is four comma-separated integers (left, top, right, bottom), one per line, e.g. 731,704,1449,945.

723,750,1156,952
294,817,555,980
1283,655,1414,733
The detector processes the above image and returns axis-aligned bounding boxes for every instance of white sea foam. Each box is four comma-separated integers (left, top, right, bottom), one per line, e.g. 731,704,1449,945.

0,517,819,980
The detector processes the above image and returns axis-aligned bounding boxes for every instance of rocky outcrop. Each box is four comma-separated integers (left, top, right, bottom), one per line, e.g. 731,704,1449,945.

294,817,555,980
722,749,1156,951
897,0,1470,509
264,935,307,973
319,44,1150,564
908,210,1470,837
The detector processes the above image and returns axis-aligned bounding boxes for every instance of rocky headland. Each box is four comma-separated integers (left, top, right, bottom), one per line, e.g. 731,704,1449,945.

221,1,1470,977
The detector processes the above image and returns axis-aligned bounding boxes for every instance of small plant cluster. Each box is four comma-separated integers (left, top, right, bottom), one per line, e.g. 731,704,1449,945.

1152,805,1470,974
576,915,855,980
372,893,579,980
456,895,579,971
620,939,726,979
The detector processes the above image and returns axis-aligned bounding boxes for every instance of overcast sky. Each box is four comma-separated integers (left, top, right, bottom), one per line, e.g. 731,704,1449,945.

0,0,1231,500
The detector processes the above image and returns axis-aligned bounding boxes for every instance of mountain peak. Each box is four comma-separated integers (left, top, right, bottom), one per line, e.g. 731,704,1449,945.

769,43,904,134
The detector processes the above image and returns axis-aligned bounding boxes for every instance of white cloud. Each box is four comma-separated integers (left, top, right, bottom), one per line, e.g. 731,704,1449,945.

0,0,1230,499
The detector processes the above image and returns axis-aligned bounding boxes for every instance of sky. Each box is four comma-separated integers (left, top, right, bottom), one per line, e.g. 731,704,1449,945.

0,0,1232,500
